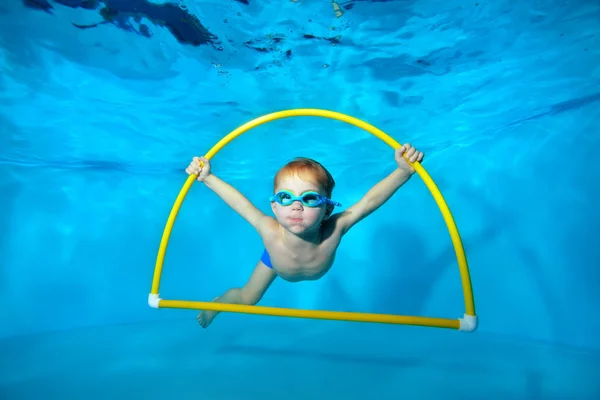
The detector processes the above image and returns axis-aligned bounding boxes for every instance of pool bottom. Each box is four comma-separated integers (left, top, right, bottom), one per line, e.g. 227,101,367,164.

1,315,598,399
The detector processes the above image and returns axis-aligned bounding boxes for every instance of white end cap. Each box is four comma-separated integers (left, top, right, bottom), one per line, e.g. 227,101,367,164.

148,293,161,308
459,313,478,332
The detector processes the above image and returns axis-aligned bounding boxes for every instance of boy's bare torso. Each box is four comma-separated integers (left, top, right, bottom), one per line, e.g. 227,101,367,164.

259,214,344,282
188,144,424,328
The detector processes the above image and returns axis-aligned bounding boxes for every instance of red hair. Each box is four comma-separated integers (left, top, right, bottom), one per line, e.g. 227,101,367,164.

274,157,335,197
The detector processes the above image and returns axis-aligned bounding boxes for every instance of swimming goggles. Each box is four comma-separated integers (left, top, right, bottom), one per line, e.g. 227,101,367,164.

269,190,342,208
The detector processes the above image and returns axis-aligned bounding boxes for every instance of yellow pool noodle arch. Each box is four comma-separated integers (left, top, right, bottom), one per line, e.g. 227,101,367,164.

148,108,478,332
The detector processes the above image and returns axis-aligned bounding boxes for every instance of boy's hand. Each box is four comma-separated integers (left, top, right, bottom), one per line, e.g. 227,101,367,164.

185,156,211,182
395,143,424,175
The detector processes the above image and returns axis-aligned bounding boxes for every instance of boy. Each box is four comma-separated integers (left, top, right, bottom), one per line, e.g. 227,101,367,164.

185,143,424,328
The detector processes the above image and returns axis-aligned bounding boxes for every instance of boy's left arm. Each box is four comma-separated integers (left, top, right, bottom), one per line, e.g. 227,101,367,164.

333,143,424,235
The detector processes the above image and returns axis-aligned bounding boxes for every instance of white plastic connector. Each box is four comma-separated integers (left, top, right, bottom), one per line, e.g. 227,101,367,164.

459,313,478,332
148,293,161,308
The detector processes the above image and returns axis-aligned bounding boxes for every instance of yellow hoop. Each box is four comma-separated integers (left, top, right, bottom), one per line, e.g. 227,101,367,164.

148,109,477,331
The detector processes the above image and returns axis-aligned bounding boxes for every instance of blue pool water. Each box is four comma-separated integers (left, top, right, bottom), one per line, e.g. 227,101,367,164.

1,0,599,398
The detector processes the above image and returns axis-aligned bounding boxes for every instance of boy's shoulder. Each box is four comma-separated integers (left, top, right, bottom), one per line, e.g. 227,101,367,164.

257,215,280,236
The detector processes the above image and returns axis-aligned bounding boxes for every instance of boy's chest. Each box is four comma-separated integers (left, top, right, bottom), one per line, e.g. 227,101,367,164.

273,247,337,281
271,236,339,273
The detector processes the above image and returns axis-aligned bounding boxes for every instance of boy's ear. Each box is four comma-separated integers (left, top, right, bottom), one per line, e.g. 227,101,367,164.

271,201,277,215
325,204,334,218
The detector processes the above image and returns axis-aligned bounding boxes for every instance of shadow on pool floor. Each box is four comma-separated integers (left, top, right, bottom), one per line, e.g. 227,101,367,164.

1,317,599,399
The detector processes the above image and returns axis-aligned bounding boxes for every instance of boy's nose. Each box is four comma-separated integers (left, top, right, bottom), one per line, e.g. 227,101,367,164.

291,201,303,210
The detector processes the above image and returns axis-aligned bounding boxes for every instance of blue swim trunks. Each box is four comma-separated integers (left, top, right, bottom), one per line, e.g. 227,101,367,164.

260,248,273,269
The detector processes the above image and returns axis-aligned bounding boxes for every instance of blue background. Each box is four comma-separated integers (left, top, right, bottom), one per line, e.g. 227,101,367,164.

1,0,598,398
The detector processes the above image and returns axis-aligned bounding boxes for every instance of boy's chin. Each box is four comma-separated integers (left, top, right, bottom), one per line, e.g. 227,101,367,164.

285,223,318,235
285,224,306,233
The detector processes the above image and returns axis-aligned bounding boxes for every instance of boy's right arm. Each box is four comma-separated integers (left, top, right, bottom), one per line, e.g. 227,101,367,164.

203,174,274,234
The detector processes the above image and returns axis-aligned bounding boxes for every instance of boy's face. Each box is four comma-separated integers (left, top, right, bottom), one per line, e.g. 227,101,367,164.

271,174,331,236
